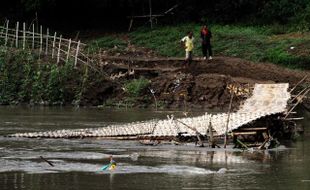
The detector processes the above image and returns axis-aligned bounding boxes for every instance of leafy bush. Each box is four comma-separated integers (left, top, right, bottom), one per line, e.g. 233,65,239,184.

124,77,150,97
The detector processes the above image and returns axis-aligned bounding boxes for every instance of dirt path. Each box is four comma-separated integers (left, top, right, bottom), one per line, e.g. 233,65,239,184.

101,55,309,84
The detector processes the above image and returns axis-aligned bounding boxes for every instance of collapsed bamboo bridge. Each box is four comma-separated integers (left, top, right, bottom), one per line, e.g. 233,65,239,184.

1,21,308,148
8,83,304,149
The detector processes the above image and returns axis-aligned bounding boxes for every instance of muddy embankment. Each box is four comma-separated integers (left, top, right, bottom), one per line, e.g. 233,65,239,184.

93,54,310,110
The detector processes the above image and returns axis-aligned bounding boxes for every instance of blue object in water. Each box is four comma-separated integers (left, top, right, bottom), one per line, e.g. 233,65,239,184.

100,164,111,171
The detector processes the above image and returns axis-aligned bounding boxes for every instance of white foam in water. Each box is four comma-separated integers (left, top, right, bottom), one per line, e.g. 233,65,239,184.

99,164,220,175
0,159,104,174
0,157,227,175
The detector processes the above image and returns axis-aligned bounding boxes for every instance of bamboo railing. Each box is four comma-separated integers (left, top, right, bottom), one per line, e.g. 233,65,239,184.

0,20,89,67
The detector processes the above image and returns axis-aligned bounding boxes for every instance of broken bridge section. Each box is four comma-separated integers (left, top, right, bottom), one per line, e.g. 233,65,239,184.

211,83,290,135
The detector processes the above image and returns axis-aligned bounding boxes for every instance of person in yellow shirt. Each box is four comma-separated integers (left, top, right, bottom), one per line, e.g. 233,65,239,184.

109,155,116,170
181,31,194,68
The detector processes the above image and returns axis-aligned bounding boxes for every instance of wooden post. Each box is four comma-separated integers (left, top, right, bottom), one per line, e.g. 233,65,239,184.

75,40,81,67
128,19,134,32
208,117,215,148
32,24,35,49
224,92,234,148
45,28,49,55
40,156,54,167
149,0,153,28
23,22,26,50
39,25,43,56
52,32,57,59
57,35,62,63
4,20,9,47
15,21,19,48
66,39,72,62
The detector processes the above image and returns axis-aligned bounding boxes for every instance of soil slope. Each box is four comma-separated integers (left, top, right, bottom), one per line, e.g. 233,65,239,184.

95,53,309,110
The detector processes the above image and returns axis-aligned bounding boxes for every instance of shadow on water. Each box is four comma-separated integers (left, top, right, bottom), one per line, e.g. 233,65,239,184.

0,107,310,190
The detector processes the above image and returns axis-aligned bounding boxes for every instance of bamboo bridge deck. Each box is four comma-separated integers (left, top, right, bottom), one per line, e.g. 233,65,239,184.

8,83,291,139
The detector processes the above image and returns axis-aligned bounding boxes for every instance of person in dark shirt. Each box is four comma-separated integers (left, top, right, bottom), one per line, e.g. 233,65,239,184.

200,25,213,60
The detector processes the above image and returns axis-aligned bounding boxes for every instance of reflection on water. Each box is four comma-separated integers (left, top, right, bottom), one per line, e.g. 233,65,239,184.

0,107,310,190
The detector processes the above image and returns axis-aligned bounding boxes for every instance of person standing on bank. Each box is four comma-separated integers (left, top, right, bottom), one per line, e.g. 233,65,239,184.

181,31,194,68
201,25,213,60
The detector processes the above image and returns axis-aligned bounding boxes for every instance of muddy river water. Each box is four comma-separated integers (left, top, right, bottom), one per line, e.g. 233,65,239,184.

0,107,310,190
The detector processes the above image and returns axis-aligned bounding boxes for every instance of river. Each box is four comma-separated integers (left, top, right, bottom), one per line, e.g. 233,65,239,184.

0,107,309,190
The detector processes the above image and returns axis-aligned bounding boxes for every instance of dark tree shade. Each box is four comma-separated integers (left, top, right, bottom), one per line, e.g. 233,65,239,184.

0,0,309,31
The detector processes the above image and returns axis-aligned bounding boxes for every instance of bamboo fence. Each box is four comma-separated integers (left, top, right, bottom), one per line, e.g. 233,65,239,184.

0,20,89,67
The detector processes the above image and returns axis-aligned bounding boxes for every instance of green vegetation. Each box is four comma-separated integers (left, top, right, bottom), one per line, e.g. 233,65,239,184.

124,77,150,97
124,24,310,70
0,48,90,105
88,35,127,53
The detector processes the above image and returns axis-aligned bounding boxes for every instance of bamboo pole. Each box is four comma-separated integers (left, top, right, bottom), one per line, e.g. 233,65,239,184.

40,156,54,167
290,75,307,93
285,88,310,119
224,92,234,148
57,35,62,63
66,39,72,62
22,22,26,50
52,32,57,58
15,21,19,48
174,118,204,147
45,28,49,55
75,40,81,67
290,86,309,103
208,117,215,148
32,24,35,49
4,20,9,46
39,25,43,56
283,117,304,121
149,0,153,28
128,19,134,32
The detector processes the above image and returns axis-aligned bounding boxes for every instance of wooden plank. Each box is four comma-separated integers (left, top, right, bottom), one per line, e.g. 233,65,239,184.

127,14,165,18
237,127,267,131
284,117,304,121
233,131,257,135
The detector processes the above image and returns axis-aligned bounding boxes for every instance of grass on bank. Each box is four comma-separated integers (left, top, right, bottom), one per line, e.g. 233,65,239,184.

0,47,91,105
89,24,310,70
